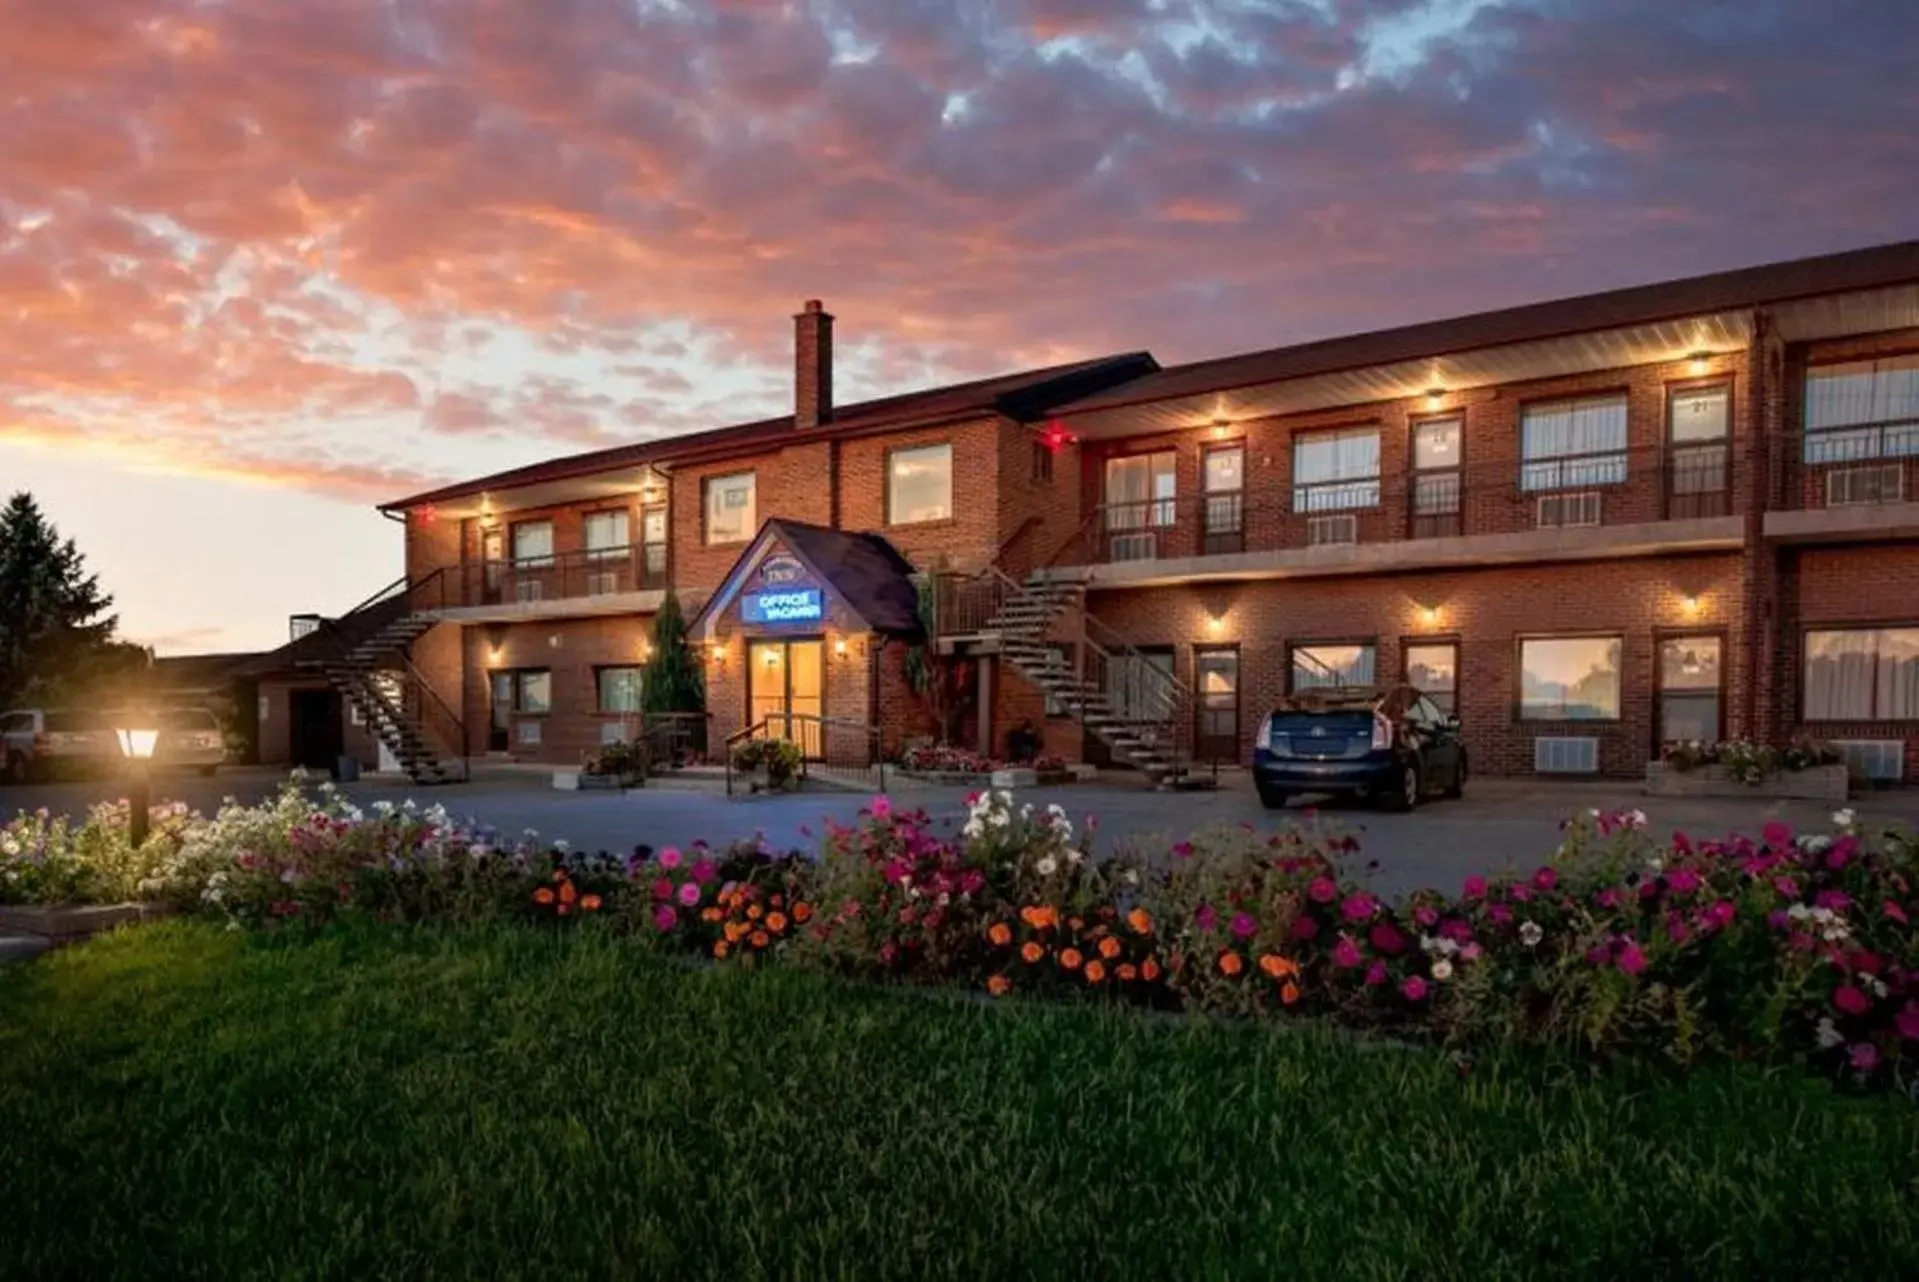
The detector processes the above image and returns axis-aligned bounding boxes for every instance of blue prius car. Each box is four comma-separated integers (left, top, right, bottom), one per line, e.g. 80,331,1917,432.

1252,685,1468,812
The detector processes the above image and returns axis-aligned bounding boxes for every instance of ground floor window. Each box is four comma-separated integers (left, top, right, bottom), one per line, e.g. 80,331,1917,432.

1403,641,1458,716
748,638,825,756
1804,626,1919,721
513,670,552,715
1517,636,1621,720
597,666,645,714
1290,642,1375,691
1194,647,1239,761
1658,635,1722,744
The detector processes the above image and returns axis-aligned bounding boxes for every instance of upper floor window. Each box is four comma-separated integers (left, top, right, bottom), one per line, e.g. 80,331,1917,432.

888,444,954,525
1518,635,1621,720
1520,394,1628,490
511,521,554,568
1293,427,1380,512
704,472,756,545
1031,439,1055,484
1804,627,1919,721
584,510,630,561
1804,355,1919,463
1410,416,1462,535
1104,451,1176,529
1668,384,1730,516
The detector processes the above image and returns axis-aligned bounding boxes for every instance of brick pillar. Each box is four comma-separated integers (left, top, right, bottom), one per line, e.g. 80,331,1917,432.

795,299,833,430
1739,310,1784,743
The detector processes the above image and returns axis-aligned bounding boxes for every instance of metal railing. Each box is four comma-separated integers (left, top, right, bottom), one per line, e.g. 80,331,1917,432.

724,715,886,796
316,605,470,782
402,541,669,611
1775,425,1919,512
641,711,711,769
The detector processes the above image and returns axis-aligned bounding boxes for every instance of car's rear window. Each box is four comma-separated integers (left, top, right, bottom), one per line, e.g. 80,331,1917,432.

1269,709,1377,733
44,711,108,733
161,709,220,731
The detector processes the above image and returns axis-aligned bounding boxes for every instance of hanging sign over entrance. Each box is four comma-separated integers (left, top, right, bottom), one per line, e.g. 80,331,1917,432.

742,587,823,624
759,553,806,587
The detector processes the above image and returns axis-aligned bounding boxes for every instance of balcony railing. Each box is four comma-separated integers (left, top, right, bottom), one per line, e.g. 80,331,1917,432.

1052,444,1734,567
1777,423,1919,512
407,541,669,611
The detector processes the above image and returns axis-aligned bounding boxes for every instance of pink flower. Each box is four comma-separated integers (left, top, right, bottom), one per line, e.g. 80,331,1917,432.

1595,889,1622,910
1667,868,1701,895
1851,1042,1881,1072
1617,941,1647,976
1173,841,1194,859
1825,835,1859,870
1510,885,1534,903
1789,931,1816,952
658,847,683,871
1816,890,1851,913
1196,904,1218,931
1532,867,1558,891
1365,962,1388,987
1895,1005,1919,1041
1704,900,1736,930
878,941,899,966
1413,905,1439,928
1667,914,1691,945
1340,893,1378,922
1488,903,1513,924
1230,912,1258,939
1369,922,1407,955
690,858,718,885
1333,937,1363,968
1884,900,1909,926
677,881,701,907
1401,975,1429,1001
1774,877,1800,900
1460,942,1484,962
1308,876,1337,904
1292,914,1320,942
651,877,674,901
1834,984,1871,1015
1462,876,1488,900
882,860,909,886
869,795,893,819
1762,820,1793,850
653,906,678,931
1673,830,1693,854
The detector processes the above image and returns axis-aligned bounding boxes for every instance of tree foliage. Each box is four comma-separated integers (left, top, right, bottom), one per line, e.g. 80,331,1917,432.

642,589,705,716
902,581,976,745
0,492,128,708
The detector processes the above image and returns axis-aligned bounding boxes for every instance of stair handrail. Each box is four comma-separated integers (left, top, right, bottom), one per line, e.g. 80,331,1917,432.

315,576,468,782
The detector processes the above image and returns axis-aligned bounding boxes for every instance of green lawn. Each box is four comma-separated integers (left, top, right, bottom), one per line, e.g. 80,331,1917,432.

4,923,1918,1281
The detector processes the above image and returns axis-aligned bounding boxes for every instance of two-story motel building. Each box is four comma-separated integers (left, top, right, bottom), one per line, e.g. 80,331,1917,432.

263,241,1919,787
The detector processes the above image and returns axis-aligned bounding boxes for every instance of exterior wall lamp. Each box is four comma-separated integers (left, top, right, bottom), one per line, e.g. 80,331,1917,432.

114,721,159,848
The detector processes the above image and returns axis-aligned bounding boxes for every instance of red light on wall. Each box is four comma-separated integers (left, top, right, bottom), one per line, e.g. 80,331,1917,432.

417,506,438,525
1042,419,1077,453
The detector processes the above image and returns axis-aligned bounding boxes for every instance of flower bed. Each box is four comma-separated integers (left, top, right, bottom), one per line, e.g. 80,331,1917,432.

898,744,1072,784
8,782,1919,1090
1652,738,1849,800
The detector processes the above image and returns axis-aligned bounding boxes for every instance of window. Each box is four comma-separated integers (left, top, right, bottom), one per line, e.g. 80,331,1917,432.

1804,356,1919,463
1659,636,1722,743
584,510,630,561
1291,643,1376,691
1104,452,1176,528
1668,385,1730,516
641,506,668,577
704,472,756,544
512,521,555,568
1804,627,1919,721
1410,417,1462,536
1194,647,1240,759
1293,428,1380,512
1031,439,1055,484
1519,636,1622,721
597,666,645,714
888,443,954,524
1202,444,1244,552
1520,394,1628,490
1404,642,1458,715
513,670,552,715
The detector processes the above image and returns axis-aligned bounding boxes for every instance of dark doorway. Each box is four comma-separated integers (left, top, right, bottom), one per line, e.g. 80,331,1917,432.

289,689,344,770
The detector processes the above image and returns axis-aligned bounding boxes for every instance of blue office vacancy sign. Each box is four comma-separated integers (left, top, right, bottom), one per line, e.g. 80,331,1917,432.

741,587,823,624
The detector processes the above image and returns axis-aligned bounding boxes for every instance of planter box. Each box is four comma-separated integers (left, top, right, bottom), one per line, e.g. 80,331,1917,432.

898,769,993,786
0,901,173,942
1643,761,1850,803
578,772,642,791
551,770,581,791
990,768,1039,788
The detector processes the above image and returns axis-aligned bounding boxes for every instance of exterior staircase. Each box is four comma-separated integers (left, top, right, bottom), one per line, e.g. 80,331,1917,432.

317,608,467,786
974,568,1199,787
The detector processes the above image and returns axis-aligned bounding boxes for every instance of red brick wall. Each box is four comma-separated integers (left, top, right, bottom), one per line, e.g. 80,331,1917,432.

671,442,835,593
467,614,656,764
838,418,1003,572
997,420,1081,578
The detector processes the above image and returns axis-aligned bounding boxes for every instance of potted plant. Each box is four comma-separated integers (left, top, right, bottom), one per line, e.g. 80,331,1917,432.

731,738,804,793
580,740,648,790
1646,737,1848,801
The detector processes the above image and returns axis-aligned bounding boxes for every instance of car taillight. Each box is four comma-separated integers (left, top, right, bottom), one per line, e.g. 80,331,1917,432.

1371,714,1392,750
1254,717,1272,750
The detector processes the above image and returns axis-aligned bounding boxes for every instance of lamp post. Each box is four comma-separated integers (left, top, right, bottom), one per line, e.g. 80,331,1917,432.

115,723,159,848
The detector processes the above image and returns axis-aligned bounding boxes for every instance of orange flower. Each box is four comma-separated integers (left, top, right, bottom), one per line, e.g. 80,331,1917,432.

558,880,579,905
1141,957,1162,982
766,912,789,933
714,940,730,959
1218,951,1244,976
725,921,749,943
1117,963,1138,982
533,887,556,905
1021,942,1045,964
701,907,724,923
1067,916,1084,932
1281,981,1301,1006
1127,907,1153,935
750,930,770,948
1059,948,1084,971
988,922,1013,947
581,894,603,913
1021,905,1058,930
1084,959,1107,983
793,902,814,923
747,904,764,920
1258,953,1288,979
986,974,1012,997
771,894,785,909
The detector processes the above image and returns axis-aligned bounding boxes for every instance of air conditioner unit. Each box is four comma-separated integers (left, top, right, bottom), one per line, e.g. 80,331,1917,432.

517,721,542,746
587,571,620,597
1306,514,1358,546
1533,736,1599,774
1108,531,1159,562
1825,464,1903,507
514,580,545,603
1834,740,1904,783
1536,492,1602,529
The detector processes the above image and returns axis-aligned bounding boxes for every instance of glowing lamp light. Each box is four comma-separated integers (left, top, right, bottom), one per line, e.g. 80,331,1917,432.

115,720,159,849
1682,594,1701,615
1211,419,1232,440
1425,386,1445,410
834,636,849,657
1041,419,1077,453
1687,351,1711,377
709,643,726,664
1420,606,1441,629
1206,614,1226,634
115,727,159,760
418,505,439,525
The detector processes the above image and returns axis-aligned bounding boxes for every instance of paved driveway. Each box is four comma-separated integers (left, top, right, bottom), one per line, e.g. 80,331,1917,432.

6,766,1915,900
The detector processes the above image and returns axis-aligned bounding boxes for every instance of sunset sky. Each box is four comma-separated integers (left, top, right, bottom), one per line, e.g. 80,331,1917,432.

3,0,1916,654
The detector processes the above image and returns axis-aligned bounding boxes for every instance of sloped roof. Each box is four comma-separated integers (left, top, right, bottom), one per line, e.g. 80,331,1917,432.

146,652,268,690
690,518,924,639
1057,238,1919,415
380,351,1156,513
236,593,411,679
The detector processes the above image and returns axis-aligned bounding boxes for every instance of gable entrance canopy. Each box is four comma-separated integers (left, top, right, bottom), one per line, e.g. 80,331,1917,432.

689,519,925,644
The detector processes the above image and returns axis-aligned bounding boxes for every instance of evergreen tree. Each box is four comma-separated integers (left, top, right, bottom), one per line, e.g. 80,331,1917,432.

642,589,705,716
0,492,120,708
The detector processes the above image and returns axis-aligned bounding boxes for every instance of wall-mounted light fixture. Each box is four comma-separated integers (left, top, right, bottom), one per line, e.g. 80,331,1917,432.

1425,386,1446,411
1687,351,1711,377
833,636,849,658
1420,606,1441,629
1681,594,1701,616
1211,419,1232,440
1206,614,1226,634
709,642,726,664
486,647,505,669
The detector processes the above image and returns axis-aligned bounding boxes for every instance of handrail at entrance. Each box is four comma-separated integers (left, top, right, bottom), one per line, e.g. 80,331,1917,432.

724,714,885,797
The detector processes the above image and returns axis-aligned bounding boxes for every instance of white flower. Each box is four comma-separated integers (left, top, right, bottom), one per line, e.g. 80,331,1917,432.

1816,1017,1845,1050
554,839,571,853
936,892,951,907
1624,809,1648,829
1123,869,1139,886
1645,856,1664,873
1034,856,1058,875
1832,808,1856,828
961,820,983,839
1787,903,1811,920
1064,848,1084,865
1519,920,1543,948
1046,803,1067,820
1589,808,1602,818
1430,959,1454,982
1869,977,1889,999
1799,835,1833,854
0,836,18,857
989,810,1009,828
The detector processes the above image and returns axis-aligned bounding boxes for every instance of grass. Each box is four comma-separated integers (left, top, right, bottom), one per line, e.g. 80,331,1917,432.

3,924,1919,1282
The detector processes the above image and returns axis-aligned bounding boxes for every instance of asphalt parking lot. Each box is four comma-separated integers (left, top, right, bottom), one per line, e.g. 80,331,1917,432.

6,764,1915,900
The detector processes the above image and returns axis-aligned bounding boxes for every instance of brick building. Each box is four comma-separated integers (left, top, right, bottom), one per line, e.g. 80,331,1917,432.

348,241,1919,788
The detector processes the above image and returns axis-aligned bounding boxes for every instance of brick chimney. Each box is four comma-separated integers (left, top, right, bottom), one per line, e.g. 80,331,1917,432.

794,298,833,429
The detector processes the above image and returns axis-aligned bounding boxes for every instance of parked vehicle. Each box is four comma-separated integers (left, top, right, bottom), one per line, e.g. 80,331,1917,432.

1252,686,1467,812
156,707,226,776
0,708,121,783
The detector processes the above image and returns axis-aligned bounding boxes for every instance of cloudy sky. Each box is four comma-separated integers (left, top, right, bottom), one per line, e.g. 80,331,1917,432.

3,0,1916,653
